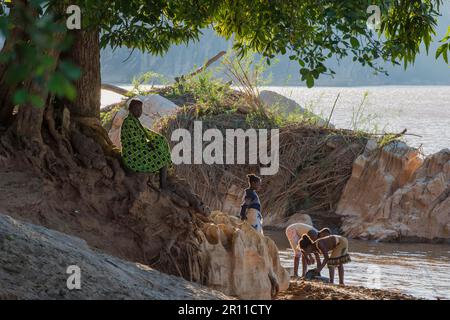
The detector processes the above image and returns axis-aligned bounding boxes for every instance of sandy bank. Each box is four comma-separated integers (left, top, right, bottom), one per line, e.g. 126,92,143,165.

277,280,416,300
0,213,230,300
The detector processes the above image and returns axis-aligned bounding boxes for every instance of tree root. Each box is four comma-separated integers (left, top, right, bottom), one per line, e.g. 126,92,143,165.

73,115,121,158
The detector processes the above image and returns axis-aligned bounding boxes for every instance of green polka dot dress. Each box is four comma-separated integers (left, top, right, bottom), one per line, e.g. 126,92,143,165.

120,114,171,173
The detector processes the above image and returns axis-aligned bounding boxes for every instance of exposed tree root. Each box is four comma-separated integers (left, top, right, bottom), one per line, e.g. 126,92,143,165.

0,115,211,283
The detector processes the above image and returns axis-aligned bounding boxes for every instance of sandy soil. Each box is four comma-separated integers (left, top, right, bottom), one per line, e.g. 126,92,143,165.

0,155,209,279
277,279,416,300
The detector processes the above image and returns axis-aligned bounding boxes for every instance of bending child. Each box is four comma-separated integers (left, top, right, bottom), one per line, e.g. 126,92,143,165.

286,223,330,277
299,234,351,285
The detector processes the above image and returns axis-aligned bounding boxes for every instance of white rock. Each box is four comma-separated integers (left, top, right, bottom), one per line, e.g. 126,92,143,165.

200,212,290,299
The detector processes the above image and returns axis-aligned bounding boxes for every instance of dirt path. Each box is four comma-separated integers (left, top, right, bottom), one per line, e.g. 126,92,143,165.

277,280,416,300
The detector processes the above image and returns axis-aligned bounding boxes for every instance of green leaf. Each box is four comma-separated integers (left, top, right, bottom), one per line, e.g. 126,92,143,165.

436,43,449,63
306,75,314,88
28,94,45,108
350,37,360,49
6,65,29,85
59,61,81,80
13,89,28,105
299,68,308,76
443,47,449,64
48,73,66,97
63,83,77,101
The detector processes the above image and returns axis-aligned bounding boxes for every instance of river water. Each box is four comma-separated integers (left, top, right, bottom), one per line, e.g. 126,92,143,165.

260,86,450,155
101,85,450,300
101,85,450,155
266,230,450,300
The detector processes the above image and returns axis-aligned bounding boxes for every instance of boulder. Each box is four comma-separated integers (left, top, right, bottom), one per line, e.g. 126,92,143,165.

108,94,178,148
258,90,332,127
336,140,450,241
259,90,308,114
0,214,230,300
263,212,313,230
199,212,290,299
221,184,242,217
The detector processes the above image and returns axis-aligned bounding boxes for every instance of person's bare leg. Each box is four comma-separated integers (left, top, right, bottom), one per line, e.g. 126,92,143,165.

159,166,167,189
338,265,345,285
329,266,335,284
301,255,308,277
293,255,300,277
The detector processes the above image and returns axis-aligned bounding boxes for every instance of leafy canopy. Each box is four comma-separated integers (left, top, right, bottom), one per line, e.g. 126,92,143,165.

75,0,449,87
0,0,448,107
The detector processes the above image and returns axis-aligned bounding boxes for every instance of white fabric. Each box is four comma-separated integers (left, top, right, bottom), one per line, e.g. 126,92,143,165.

247,208,263,235
285,223,317,257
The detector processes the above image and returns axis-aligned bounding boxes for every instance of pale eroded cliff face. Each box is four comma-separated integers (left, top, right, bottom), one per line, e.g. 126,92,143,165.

336,140,450,241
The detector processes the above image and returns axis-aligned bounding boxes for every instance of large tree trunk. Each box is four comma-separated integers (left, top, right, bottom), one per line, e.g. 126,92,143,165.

65,29,101,118
0,58,18,127
63,28,118,157
1,0,51,148
0,0,28,126
12,40,63,155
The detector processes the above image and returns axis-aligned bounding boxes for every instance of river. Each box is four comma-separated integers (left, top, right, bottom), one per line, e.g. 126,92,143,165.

265,229,450,300
101,85,450,155
261,86,450,155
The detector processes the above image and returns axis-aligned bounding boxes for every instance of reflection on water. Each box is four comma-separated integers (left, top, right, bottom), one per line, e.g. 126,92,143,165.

261,86,450,155
266,230,450,300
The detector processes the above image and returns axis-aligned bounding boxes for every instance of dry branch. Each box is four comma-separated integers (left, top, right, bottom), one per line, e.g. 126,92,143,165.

175,51,227,82
101,83,130,96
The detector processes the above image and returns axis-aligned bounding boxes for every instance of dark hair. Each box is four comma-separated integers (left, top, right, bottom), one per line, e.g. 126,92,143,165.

298,234,314,250
129,99,143,111
247,174,261,184
318,228,331,236
307,229,318,239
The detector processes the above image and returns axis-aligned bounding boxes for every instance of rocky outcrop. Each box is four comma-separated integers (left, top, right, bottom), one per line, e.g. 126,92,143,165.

108,94,178,148
0,214,229,300
337,140,450,241
199,212,290,299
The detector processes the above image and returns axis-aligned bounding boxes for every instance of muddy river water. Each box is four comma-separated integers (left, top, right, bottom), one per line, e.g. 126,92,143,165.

266,230,450,300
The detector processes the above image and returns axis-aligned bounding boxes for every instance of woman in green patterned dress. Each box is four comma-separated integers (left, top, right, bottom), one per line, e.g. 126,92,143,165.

120,99,171,189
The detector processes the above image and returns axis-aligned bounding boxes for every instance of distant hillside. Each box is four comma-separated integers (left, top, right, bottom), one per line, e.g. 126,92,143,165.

101,5,450,86
1,7,448,86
